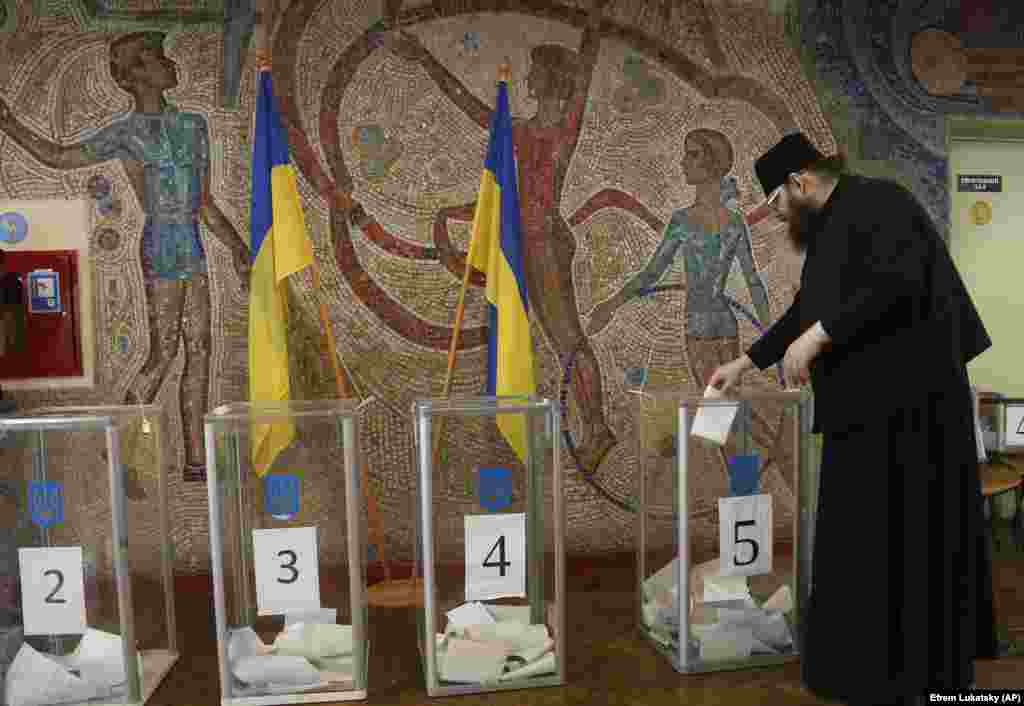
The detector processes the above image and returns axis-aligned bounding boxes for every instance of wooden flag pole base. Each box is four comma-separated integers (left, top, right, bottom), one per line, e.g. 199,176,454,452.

368,575,424,608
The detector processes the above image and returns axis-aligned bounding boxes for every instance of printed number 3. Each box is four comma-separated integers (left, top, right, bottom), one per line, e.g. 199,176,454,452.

43,569,66,604
277,550,299,584
733,520,759,567
483,535,511,577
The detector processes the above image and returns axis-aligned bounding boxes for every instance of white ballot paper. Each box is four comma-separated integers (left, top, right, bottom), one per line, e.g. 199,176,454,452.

4,629,135,706
445,601,497,630
690,385,739,446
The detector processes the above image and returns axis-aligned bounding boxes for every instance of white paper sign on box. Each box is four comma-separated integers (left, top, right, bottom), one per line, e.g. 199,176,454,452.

718,494,773,578
1006,403,1024,450
252,527,321,616
18,546,87,636
464,513,526,602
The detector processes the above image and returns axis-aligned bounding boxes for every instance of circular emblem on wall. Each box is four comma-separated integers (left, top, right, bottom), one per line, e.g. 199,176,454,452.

970,200,992,226
0,212,28,243
95,227,122,252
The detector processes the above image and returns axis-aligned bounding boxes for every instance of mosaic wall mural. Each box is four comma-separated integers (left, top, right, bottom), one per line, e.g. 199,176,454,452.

789,0,1024,234
0,0,838,571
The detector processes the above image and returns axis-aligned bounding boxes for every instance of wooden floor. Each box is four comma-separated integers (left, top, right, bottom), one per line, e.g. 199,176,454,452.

149,537,1024,706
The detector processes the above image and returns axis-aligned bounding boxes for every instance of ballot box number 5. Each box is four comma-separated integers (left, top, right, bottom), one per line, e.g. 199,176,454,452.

718,495,773,578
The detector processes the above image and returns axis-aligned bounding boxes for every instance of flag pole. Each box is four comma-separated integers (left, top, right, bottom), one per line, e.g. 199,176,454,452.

253,18,411,605
431,61,510,469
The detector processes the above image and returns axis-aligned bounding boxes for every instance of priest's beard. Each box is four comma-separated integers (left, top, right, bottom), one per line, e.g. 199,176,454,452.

786,197,821,253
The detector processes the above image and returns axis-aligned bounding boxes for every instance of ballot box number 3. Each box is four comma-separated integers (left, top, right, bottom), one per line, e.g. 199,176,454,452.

253,527,321,616
718,494,773,577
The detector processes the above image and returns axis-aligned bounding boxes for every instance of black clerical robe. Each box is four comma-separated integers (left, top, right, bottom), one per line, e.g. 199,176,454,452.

746,175,997,701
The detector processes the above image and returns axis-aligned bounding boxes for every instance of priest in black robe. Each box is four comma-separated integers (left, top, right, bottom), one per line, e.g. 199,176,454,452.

709,133,997,705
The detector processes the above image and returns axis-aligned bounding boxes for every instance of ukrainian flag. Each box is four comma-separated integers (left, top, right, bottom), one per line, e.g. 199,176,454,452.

248,68,314,477
466,78,535,462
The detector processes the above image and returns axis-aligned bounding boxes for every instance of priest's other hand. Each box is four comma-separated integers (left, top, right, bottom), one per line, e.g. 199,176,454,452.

783,321,830,387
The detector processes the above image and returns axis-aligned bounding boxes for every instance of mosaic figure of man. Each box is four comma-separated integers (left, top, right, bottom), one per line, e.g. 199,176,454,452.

0,32,250,477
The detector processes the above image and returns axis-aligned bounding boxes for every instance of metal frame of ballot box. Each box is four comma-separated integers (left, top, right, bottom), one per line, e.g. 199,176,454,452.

0,405,178,706
412,396,565,697
634,388,817,674
205,400,370,705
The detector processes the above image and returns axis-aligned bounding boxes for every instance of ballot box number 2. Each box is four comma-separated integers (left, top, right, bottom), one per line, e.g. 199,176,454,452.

18,546,87,636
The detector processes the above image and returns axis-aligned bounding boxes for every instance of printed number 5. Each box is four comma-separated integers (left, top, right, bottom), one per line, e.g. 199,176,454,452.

44,569,66,604
733,520,759,567
277,550,299,584
483,535,511,577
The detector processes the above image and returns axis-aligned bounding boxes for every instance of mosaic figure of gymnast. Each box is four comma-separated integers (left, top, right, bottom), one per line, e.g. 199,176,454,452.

381,0,617,475
271,0,801,502
0,33,250,478
588,128,785,479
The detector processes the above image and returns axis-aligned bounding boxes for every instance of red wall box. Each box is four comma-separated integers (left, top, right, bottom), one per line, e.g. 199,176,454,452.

0,249,83,379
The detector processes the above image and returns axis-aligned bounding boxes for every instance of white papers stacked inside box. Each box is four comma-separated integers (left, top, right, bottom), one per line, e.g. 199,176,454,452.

4,628,146,706
226,617,356,697
641,557,794,663
434,602,556,684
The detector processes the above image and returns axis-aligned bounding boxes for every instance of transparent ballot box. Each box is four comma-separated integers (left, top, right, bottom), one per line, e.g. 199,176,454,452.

412,396,564,697
205,401,369,705
632,388,817,673
0,405,177,706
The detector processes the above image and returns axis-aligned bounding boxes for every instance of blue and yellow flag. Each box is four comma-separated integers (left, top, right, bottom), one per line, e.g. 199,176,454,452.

248,68,314,477
465,79,535,462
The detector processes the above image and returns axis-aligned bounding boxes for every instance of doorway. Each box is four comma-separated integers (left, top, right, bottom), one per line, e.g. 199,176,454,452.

948,116,1024,656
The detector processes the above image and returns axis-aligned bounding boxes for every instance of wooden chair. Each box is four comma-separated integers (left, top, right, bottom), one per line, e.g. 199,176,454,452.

980,459,1024,550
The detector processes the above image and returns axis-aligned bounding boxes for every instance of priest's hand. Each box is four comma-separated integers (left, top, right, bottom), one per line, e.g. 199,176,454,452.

782,321,831,387
708,355,754,394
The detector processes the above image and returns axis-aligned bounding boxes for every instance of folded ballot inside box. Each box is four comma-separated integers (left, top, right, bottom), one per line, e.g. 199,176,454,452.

4,628,145,706
436,602,556,684
641,557,794,659
226,617,356,695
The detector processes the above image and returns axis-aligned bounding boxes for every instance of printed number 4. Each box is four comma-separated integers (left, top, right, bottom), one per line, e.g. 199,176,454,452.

44,569,66,604
277,550,299,584
483,535,511,577
733,520,759,567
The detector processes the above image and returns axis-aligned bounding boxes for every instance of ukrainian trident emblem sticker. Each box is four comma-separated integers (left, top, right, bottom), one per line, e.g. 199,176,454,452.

264,473,300,521
28,481,64,529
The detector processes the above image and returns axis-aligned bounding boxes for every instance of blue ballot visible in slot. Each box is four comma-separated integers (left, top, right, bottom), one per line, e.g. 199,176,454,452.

728,454,761,497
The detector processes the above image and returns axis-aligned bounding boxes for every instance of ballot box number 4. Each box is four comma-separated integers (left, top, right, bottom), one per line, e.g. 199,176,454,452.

464,513,526,602
718,495,772,577
18,546,87,636
252,527,321,616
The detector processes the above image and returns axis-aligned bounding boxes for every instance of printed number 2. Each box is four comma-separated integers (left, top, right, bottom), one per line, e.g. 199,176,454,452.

483,535,511,577
733,520,759,567
277,550,299,584
43,569,66,604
